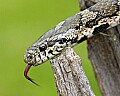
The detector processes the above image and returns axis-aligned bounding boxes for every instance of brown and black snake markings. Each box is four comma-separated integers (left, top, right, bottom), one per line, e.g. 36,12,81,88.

24,0,120,85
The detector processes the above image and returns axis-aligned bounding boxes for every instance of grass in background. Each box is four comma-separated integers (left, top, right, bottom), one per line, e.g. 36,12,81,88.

0,0,101,96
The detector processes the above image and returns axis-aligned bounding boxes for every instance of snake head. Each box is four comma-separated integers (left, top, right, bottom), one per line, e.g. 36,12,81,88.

24,44,49,85
24,45,45,66
24,39,64,85
24,46,41,85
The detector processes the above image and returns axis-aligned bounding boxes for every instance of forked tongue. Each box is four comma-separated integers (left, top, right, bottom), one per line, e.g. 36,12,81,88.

24,64,39,86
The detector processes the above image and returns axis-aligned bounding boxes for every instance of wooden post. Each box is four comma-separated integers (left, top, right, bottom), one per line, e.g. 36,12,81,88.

50,47,95,96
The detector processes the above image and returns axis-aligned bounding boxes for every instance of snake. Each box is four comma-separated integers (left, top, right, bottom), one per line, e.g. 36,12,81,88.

23,0,120,85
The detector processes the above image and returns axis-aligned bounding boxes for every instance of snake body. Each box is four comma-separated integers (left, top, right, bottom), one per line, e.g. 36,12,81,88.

24,0,120,84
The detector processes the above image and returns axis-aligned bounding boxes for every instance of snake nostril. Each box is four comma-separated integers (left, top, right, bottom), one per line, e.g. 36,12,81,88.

28,55,33,59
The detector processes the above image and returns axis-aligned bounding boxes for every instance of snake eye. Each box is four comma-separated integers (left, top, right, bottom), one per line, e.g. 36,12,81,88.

39,44,47,52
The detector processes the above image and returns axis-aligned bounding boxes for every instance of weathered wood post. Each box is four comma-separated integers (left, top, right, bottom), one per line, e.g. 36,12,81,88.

50,47,95,96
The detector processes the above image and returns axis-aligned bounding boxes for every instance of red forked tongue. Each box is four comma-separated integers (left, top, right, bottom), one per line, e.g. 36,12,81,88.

24,64,39,86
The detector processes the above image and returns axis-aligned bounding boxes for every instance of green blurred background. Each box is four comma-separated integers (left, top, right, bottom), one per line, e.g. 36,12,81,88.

0,0,101,96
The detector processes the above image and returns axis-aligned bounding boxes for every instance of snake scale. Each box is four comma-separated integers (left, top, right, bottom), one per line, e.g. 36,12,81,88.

24,0,120,85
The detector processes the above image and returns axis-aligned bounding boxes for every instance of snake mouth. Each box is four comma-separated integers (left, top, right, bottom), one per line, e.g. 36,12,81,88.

24,64,39,86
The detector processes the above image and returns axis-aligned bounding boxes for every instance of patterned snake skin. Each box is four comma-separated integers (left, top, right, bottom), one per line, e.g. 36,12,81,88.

24,0,120,85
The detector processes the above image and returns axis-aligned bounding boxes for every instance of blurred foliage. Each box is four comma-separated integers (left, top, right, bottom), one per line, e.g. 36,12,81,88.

0,0,101,96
